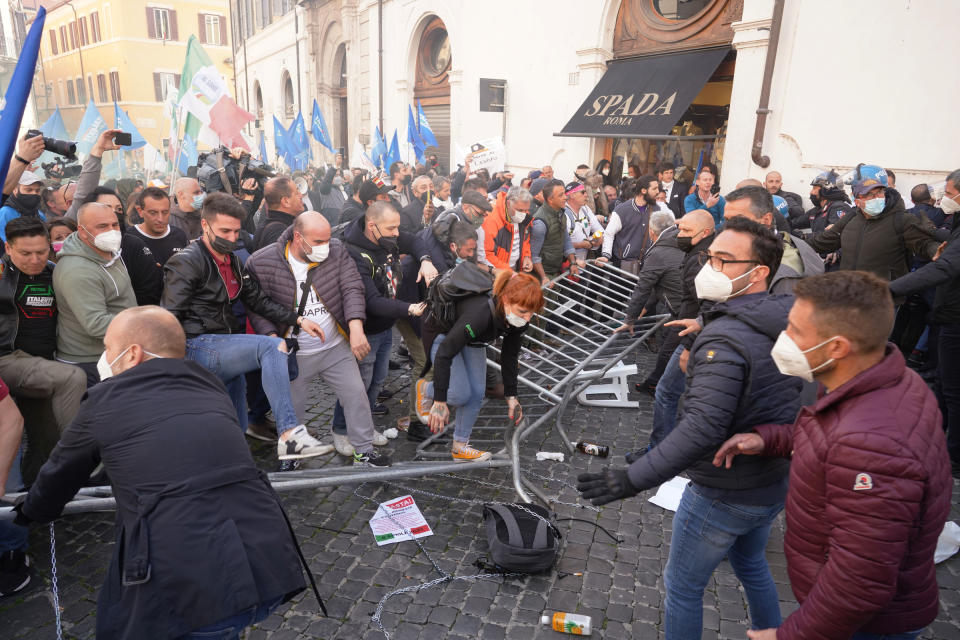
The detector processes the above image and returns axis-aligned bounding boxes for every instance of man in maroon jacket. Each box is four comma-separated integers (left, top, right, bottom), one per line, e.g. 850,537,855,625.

713,270,950,640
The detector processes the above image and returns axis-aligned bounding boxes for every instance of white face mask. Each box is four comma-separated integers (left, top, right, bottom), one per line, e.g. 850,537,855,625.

301,238,330,263
97,345,163,380
770,331,838,382
694,262,759,302
941,193,960,215
512,211,527,224
81,225,123,254
505,312,528,328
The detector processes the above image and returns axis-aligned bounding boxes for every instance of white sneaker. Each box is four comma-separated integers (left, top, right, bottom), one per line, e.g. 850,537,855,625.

333,433,355,457
278,425,335,460
372,431,388,446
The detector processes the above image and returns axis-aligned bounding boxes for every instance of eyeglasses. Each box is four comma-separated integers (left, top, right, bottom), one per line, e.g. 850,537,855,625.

698,252,758,271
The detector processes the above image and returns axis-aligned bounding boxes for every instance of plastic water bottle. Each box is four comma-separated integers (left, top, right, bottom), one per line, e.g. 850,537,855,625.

541,612,592,635
572,440,609,457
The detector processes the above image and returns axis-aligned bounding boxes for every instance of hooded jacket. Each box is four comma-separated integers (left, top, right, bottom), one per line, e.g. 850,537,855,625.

341,214,430,335
768,233,824,294
624,225,683,320
479,191,531,271
627,293,801,503
0,193,45,240
16,358,309,639
808,190,940,280
53,232,136,362
754,347,949,639
245,225,366,337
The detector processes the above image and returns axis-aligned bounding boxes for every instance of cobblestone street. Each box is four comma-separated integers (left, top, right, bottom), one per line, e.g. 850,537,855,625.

3,345,960,640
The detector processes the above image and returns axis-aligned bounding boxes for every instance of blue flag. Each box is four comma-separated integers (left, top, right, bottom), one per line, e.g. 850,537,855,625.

75,99,108,156
177,133,197,176
273,115,290,163
385,130,400,169
259,130,268,162
407,105,425,164
288,111,311,171
0,6,45,189
311,99,333,152
113,102,146,150
370,126,388,169
417,101,438,148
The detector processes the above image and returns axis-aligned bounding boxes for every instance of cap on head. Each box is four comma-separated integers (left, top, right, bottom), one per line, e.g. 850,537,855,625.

851,164,888,197
461,190,493,212
529,178,549,197
18,171,42,186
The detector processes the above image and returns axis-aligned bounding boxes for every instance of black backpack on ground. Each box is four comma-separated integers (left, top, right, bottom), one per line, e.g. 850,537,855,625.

425,260,495,333
482,503,561,573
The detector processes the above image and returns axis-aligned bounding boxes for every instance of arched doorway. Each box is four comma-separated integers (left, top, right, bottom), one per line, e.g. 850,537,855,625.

253,81,263,124
332,43,347,160
281,72,295,119
414,16,451,171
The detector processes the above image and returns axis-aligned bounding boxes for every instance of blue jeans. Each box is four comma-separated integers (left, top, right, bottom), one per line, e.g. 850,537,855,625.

665,484,783,639
185,334,299,436
425,334,487,442
332,328,392,434
851,631,924,640
180,596,283,639
651,345,687,447
0,447,28,553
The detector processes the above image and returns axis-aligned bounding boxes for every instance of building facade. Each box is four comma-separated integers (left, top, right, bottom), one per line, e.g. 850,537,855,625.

234,0,958,206
33,0,234,153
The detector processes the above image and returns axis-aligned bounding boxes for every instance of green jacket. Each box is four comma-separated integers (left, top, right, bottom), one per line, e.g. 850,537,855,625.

533,202,566,276
53,232,136,362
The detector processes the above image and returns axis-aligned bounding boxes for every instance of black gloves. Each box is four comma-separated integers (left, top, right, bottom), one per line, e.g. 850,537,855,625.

576,468,639,506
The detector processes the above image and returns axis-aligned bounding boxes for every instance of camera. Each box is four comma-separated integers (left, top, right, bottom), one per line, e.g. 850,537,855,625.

25,129,77,159
196,146,276,195
41,157,82,179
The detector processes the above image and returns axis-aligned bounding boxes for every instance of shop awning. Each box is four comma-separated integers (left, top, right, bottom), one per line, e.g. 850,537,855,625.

557,48,729,138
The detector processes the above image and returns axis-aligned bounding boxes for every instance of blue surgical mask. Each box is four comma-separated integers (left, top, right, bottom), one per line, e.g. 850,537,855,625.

863,198,885,216
191,192,207,210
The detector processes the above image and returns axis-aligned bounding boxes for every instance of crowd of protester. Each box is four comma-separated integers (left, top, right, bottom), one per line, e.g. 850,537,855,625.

0,126,957,640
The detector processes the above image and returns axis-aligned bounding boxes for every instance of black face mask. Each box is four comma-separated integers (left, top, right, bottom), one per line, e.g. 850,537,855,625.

11,192,41,214
207,229,238,254
374,224,399,254
676,235,694,252
401,174,413,186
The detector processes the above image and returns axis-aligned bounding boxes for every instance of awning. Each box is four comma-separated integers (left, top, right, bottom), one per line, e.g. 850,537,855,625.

557,47,728,139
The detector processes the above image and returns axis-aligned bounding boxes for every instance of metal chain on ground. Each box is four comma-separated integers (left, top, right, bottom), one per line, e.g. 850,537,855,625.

49,522,64,640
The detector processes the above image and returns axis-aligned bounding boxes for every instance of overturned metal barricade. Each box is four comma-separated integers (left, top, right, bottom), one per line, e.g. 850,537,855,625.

0,260,665,521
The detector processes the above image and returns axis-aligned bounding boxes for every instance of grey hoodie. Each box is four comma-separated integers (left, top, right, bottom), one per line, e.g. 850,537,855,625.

53,232,136,362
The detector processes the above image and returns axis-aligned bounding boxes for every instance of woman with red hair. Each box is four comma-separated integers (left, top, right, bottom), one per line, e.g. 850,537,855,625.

416,270,545,461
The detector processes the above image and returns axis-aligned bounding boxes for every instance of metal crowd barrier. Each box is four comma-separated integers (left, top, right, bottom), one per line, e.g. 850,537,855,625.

0,260,667,520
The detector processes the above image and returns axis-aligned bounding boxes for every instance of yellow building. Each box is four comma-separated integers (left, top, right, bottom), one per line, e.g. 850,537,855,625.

33,0,234,153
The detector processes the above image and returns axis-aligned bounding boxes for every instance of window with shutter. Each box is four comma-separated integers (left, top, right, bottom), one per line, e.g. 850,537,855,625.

59,25,67,51
110,71,121,102
198,13,206,44
87,76,94,102
153,73,162,102
49,29,58,55
170,10,179,40
79,17,88,46
97,74,108,103
91,12,101,42
203,15,222,46
67,80,76,105
220,15,227,47
69,21,76,49
76,76,86,103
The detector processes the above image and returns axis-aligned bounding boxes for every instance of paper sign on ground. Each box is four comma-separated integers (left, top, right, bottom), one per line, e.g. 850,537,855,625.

648,476,690,512
368,495,433,546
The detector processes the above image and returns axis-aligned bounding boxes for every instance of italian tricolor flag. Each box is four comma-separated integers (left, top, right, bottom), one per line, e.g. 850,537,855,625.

177,35,254,150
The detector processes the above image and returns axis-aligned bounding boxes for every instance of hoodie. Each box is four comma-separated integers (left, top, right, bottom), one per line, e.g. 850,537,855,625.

169,201,203,240
53,232,136,362
626,293,801,504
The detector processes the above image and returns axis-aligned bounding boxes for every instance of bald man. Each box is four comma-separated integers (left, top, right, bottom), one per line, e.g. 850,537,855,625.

763,170,804,224
626,209,716,462
14,306,318,638
170,177,205,239
54,203,136,385
246,212,391,465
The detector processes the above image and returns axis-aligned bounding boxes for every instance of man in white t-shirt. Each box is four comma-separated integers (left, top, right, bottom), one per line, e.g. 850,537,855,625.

563,182,604,262
246,211,389,466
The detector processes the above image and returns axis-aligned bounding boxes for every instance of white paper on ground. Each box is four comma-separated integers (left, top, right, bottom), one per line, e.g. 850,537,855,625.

935,521,960,563
369,495,433,546
648,476,691,512
536,451,565,462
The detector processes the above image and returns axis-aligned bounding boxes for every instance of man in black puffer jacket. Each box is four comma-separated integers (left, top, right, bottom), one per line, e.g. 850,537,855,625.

579,217,799,637
162,193,332,462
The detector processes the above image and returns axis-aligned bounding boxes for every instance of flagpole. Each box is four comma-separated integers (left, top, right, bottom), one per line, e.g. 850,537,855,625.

168,104,187,194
